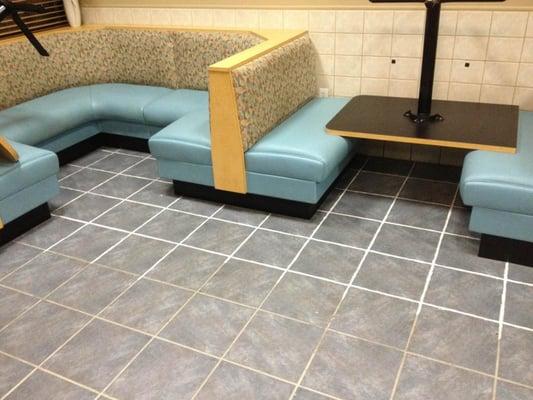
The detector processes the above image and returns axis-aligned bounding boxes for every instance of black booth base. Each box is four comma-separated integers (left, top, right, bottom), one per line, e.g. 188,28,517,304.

0,204,51,247
173,180,328,219
479,234,533,267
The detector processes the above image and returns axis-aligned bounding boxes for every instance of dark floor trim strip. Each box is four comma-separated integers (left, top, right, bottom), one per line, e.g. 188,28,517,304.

479,234,533,267
0,203,51,247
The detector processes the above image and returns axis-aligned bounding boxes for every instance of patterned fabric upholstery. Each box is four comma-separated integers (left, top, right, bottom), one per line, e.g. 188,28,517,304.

0,28,263,110
231,35,318,152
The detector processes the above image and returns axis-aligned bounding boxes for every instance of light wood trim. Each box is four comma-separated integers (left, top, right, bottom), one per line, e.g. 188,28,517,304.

0,137,19,162
326,128,517,154
209,70,247,193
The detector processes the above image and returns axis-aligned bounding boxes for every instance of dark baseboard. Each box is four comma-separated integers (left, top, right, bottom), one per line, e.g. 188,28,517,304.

0,204,51,247
173,180,330,219
56,133,149,166
479,234,533,267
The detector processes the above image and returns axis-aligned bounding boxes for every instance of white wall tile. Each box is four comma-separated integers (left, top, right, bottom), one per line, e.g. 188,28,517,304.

169,9,192,26
450,60,484,84
334,76,361,97
235,9,259,29
391,35,423,58
309,10,335,33
436,36,455,59
456,11,492,36
454,36,489,60
364,11,393,34
433,82,450,100
527,13,533,37
361,78,389,95
112,8,133,25
486,37,524,62
388,79,418,98
448,82,481,102
258,10,283,29
491,12,528,37
390,58,421,80
151,9,172,26
435,59,452,81
283,10,309,30
81,7,97,24
336,34,363,56
483,62,519,85
318,75,334,94
480,85,515,104
212,9,235,28
318,54,335,75
362,34,392,56
310,33,335,55
439,11,458,36
393,11,425,35
130,8,152,25
521,38,533,63
517,63,533,87
335,55,362,77
362,56,390,79
191,9,213,27
335,11,364,33
514,87,533,109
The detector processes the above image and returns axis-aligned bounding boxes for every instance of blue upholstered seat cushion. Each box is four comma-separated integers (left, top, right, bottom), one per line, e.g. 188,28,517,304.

460,111,533,215
149,97,355,183
144,89,209,127
0,84,208,146
0,140,59,201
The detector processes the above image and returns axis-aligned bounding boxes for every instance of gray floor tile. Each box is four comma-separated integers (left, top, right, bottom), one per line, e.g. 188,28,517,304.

394,355,493,400
303,331,402,400
315,214,380,249
44,319,150,391
499,326,533,387
70,149,111,167
138,210,206,243
425,267,503,319
387,199,449,231
202,260,281,307
262,273,344,326
496,380,533,400
335,192,394,221
349,171,405,196
184,220,254,255
331,288,417,348
49,188,82,212
19,217,83,249
263,212,323,237
228,312,323,381
508,263,533,284
0,354,32,398
372,224,440,263
364,157,413,176
147,246,226,290
54,193,120,221
2,252,87,297
58,164,82,180
107,339,216,400
196,362,294,400
214,206,268,226
291,240,364,283
293,388,331,400
6,370,96,400
437,235,505,277
0,287,38,329
124,158,159,179
171,197,222,216
334,168,358,189
319,189,342,211
90,153,142,173
129,181,176,207
51,225,126,263
102,279,191,334
0,242,42,279
355,253,429,300
399,178,457,205
49,265,136,314
94,202,161,231
505,283,533,329
409,307,498,374
60,169,114,192
161,294,253,356
98,235,174,275
447,207,477,237
235,230,306,268
0,302,89,364
91,175,149,198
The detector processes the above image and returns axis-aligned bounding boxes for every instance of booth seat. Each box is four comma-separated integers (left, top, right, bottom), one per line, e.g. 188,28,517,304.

150,97,356,215
460,111,533,265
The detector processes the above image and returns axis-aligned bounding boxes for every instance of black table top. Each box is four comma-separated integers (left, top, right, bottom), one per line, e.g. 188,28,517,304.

326,96,519,154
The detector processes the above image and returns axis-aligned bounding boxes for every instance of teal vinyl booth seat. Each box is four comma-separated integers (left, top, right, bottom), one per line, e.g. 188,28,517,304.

149,97,357,216
460,111,533,266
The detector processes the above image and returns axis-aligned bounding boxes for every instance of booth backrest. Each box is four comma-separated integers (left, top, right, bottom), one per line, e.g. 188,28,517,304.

0,27,263,110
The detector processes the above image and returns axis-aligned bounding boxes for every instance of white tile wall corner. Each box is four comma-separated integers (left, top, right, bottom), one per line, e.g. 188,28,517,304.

81,6,533,165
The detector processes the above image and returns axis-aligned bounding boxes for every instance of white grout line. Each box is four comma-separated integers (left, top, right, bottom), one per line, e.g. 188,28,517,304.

492,261,509,400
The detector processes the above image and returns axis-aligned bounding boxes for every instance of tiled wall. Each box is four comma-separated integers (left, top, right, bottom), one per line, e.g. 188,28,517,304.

81,6,533,164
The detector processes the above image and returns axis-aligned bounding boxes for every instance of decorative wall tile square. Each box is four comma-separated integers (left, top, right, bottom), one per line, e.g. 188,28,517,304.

259,10,283,29
454,36,489,60
336,10,364,33
363,34,392,56
390,57,421,80
456,11,492,36
336,33,363,55
451,60,484,84
393,10,425,35
491,12,528,37
364,10,394,34
487,37,524,62
392,35,423,58
283,10,309,30
309,10,335,33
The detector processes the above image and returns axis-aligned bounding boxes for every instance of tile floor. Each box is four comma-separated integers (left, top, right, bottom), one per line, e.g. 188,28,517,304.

0,148,532,400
